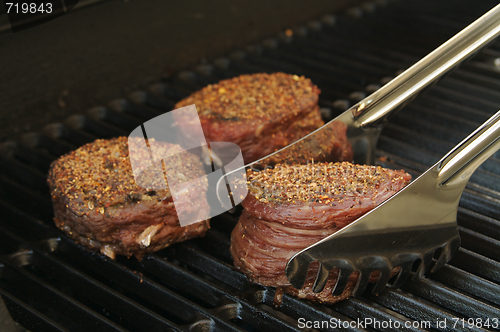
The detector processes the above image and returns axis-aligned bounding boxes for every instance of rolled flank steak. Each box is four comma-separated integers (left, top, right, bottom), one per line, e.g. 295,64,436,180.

174,72,352,164
230,162,411,304
47,136,210,260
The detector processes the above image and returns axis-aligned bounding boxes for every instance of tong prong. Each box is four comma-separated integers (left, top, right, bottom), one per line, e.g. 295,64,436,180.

312,263,331,293
352,270,372,297
387,262,413,289
429,238,461,274
411,251,435,282
332,270,352,296
285,253,315,290
332,267,354,296
372,266,392,295
429,245,448,274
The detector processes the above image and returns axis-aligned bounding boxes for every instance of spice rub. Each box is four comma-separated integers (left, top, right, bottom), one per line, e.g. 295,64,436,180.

174,72,352,164
47,136,210,260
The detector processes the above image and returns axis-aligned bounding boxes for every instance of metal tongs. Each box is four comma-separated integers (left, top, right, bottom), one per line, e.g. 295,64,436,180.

216,4,500,295
282,5,500,296
285,110,500,296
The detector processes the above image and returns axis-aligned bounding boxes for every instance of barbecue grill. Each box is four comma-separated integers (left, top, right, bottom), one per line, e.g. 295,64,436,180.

2,0,500,331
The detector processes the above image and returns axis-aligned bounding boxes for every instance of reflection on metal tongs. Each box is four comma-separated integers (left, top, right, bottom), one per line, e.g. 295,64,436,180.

216,3,500,295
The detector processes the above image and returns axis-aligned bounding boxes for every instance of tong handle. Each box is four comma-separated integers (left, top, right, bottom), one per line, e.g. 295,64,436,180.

351,3,500,129
437,110,500,187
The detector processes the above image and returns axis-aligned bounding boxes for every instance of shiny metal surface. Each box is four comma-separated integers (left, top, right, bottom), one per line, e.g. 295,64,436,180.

285,110,500,295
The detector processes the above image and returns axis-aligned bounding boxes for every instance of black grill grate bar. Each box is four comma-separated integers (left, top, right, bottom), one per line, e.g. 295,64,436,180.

258,295,366,332
362,287,482,332
411,94,495,125
332,297,428,332
457,207,500,241
0,228,23,256
382,122,500,176
462,60,500,80
237,53,362,93
0,231,184,332
128,90,176,112
451,68,500,91
458,189,500,221
194,229,234,262
429,265,500,307
335,2,496,57
0,267,128,332
139,256,307,332
0,289,70,332
401,278,500,321
389,112,478,145
20,132,77,159
316,26,422,65
288,37,414,72
65,115,129,139
0,199,57,243
0,247,129,332
162,243,250,292
160,236,475,332
379,126,500,190
0,153,48,195
396,103,483,134
55,235,304,332
421,85,500,113
161,243,366,330
227,54,366,99
1,141,54,173
54,240,248,332
262,45,394,83
138,255,238,309
109,97,165,121
42,123,98,148
435,77,500,105
87,106,144,133
431,69,500,101
450,248,500,285
459,227,500,262
0,176,52,222
169,72,214,92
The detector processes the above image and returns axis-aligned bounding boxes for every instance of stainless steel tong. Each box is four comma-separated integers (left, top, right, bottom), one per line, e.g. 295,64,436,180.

216,3,500,294
280,4,500,295
285,110,500,296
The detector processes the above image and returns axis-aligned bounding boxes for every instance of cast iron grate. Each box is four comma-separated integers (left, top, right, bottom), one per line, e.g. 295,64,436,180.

1,0,500,331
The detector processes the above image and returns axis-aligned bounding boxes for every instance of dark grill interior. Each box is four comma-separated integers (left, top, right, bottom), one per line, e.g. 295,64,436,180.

2,0,500,331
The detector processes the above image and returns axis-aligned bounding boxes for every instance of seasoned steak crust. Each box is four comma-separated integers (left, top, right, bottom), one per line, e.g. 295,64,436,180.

174,72,344,163
47,136,210,260
230,162,411,304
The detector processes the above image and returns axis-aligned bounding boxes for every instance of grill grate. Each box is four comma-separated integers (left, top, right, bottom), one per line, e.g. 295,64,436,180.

2,0,500,331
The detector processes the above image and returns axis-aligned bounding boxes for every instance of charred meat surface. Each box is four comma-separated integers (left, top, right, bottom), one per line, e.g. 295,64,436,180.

230,162,411,304
174,73,352,164
47,136,210,260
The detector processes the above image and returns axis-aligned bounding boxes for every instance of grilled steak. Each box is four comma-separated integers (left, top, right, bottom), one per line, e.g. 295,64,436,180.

47,136,210,260
174,73,352,164
230,162,411,304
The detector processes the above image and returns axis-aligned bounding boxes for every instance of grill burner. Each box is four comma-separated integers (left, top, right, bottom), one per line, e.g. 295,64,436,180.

2,0,500,331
